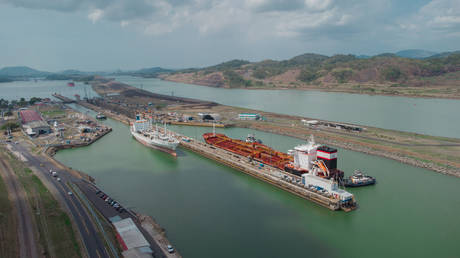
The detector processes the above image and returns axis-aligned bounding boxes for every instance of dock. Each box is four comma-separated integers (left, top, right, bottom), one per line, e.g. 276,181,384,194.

169,121,228,128
52,93,76,103
177,136,355,212
66,101,356,212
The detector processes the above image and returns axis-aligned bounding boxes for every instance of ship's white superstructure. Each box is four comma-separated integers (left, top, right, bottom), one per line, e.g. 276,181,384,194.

290,135,354,203
292,135,320,171
130,114,179,156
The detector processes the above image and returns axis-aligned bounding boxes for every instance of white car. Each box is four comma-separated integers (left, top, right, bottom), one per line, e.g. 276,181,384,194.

167,245,174,253
67,192,73,196
57,178,61,182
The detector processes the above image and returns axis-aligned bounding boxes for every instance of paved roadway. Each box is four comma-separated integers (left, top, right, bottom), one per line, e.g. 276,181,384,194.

10,140,169,258
9,142,110,258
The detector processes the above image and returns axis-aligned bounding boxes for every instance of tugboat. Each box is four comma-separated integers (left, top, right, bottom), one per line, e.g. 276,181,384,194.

95,113,107,120
343,170,376,187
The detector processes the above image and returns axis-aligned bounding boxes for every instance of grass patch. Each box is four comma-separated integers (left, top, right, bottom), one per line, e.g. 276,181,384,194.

4,152,82,258
0,169,19,258
41,110,65,117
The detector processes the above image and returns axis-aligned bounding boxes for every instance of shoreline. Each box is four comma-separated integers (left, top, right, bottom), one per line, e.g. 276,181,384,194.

74,95,460,178
159,77,460,100
41,103,181,257
237,123,459,177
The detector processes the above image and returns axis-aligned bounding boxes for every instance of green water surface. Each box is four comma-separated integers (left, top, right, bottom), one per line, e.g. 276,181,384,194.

55,106,460,258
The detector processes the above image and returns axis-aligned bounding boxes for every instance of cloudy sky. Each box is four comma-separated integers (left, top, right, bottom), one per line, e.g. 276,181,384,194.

1,0,459,71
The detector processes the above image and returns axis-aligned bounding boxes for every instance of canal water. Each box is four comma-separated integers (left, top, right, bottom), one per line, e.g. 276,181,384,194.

0,79,96,101
114,76,460,138
55,106,460,258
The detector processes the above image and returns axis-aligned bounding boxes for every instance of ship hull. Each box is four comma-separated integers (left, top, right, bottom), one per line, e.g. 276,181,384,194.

131,129,178,157
343,178,376,187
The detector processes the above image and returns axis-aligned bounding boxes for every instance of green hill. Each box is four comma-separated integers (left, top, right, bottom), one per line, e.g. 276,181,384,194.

0,66,51,77
162,51,460,98
395,49,438,59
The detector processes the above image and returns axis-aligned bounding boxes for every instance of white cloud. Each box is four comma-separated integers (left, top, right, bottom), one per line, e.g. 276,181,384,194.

401,0,460,33
88,9,103,23
304,0,333,12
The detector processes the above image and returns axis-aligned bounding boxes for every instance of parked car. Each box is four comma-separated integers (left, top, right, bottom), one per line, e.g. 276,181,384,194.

57,178,61,182
68,192,73,196
167,245,175,253
96,190,101,194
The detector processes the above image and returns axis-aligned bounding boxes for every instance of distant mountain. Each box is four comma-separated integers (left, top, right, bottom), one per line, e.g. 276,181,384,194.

135,67,174,75
356,55,371,59
59,69,94,75
0,66,51,77
395,49,438,59
113,67,174,78
426,50,460,59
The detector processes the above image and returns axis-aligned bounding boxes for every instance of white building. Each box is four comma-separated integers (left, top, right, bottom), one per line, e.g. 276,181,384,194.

238,113,260,120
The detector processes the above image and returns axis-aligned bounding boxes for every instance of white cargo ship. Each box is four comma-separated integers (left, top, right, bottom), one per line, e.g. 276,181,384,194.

130,114,179,156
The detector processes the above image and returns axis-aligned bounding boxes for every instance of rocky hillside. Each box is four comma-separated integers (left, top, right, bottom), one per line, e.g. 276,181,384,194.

161,52,460,94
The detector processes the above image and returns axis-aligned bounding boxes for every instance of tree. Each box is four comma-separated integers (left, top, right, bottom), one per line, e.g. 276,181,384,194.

382,66,404,81
1,122,20,131
29,97,42,105
297,69,318,83
18,97,27,107
0,99,9,108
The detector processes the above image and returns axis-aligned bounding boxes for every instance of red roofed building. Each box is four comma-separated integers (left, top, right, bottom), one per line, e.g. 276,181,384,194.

19,109,51,135
19,109,43,124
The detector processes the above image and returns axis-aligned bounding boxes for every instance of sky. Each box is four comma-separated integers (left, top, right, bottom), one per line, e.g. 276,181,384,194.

1,0,459,71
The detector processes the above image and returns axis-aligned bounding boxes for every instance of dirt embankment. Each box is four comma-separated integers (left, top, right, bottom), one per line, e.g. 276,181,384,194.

160,69,460,100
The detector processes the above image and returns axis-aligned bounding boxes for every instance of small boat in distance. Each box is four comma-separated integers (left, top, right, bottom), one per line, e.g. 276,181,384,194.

343,170,376,187
67,82,75,87
95,113,107,120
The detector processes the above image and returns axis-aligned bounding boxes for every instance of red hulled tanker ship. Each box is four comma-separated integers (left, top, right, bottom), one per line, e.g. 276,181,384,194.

203,133,344,181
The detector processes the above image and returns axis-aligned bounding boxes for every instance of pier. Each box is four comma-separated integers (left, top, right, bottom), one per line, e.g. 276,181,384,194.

178,137,355,212
68,101,356,212
169,121,228,128
52,93,76,103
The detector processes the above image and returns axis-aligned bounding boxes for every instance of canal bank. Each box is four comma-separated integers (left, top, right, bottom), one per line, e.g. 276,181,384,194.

85,80,460,177
54,114,460,258
114,76,460,139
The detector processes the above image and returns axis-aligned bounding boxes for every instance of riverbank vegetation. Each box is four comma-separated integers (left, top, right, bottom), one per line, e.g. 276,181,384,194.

161,52,460,99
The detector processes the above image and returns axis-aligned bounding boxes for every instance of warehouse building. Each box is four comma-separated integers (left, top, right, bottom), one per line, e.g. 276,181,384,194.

112,218,153,257
19,109,51,136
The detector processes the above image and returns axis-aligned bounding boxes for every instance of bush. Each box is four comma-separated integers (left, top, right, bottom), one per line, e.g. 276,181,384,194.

253,68,268,79
382,66,404,81
223,70,252,88
332,69,353,83
297,69,318,83
1,122,19,131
